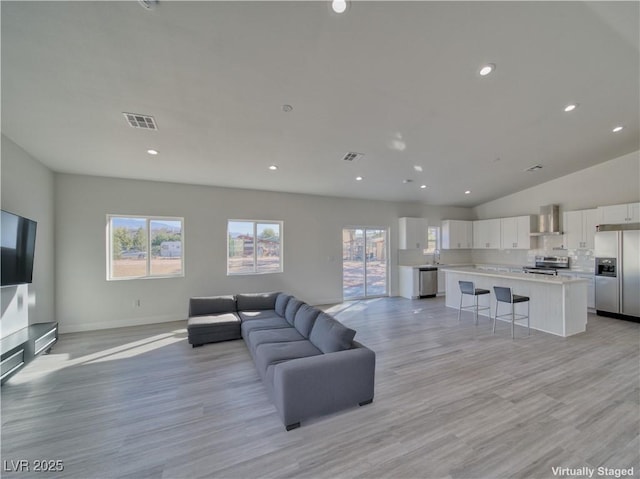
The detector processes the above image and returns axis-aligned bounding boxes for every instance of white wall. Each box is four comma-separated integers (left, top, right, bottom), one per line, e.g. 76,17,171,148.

55,173,432,333
473,151,640,219
1,135,55,336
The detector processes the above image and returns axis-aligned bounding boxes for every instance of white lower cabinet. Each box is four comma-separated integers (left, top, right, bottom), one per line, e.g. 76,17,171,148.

558,272,595,309
437,269,446,295
399,266,419,299
576,273,595,309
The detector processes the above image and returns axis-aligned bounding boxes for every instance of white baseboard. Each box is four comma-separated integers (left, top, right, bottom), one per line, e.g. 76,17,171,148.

58,314,185,334
59,295,385,334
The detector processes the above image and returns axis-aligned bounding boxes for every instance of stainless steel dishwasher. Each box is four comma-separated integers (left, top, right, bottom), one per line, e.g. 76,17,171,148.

419,267,438,298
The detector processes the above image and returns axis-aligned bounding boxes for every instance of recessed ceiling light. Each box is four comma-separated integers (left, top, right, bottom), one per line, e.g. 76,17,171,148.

331,0,348,14
465,190,471,195
402,179,413,184
612,125,624,133
564,103,578,112
269,165,278,171
413,165,423,172
420,185,428,189
355,176,363,181
147,149,158,155
479,64,495,76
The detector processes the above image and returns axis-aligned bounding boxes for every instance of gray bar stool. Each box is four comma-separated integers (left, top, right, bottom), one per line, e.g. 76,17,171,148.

458,281,491,325
493,286,530,339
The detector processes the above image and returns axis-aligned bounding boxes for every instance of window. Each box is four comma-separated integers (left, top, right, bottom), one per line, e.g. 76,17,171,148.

107,215,184,280
424,226,440,254
227,220,282,275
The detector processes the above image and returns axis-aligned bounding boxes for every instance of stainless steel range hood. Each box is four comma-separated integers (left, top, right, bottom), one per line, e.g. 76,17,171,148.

530,204,563,236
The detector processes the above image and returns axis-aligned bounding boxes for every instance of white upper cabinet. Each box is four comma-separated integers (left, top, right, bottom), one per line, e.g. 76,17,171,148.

399,217,427,250
564,209,598,250
441,220,473,249
473,218,501,249
500,215,536,249
598,202,640,224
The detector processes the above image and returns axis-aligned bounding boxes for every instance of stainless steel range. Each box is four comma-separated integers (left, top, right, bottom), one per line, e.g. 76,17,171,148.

522,256,570,276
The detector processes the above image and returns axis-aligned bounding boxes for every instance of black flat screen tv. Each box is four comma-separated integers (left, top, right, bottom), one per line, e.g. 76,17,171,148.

1,210,37,286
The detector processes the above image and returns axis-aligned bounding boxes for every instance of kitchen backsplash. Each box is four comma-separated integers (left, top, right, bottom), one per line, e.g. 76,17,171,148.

566,249,596,272
399,232,595,271
398,248,472,266
473,249,529,266
527,235,595,271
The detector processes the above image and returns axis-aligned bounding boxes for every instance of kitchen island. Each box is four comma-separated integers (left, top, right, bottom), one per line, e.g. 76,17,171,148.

441,267,588,337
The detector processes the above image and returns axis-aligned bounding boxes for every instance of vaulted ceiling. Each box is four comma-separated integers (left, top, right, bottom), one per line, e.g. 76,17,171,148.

2,1,638,206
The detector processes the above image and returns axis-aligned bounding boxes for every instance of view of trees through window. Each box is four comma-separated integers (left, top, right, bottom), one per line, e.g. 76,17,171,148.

342,228,387,299
228,220,282,274
109,216,183,279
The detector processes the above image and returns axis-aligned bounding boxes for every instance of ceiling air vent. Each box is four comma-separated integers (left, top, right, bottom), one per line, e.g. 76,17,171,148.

123,113,158,130
342,152,364,162
525,164,543,172
138,0,158,10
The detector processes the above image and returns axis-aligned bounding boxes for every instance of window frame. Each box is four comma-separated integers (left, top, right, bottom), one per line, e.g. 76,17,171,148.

424,225,440,254
227,219,283,276
106,214,185,281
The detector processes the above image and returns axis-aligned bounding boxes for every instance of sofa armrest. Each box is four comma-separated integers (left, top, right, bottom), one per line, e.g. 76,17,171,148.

270,342,375,427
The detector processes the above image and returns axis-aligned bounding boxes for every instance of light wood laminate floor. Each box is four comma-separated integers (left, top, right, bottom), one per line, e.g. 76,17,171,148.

2,297,639,479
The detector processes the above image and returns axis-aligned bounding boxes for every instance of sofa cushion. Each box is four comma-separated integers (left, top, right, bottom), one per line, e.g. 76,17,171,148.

241,317,291,337
187,312,240,328
187,313,241,345
246,328,305,356
236,292,280,311
275,294,292,317
189,295,236,317
239,310,281,322
309,313,356,353
293,304,322,338
254,340,322,379
284,298,304,325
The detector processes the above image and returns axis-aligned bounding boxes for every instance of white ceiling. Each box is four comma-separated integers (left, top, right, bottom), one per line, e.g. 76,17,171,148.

2,1,639,207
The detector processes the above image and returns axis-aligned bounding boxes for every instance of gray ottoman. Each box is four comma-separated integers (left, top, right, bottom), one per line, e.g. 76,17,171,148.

187,313,241,347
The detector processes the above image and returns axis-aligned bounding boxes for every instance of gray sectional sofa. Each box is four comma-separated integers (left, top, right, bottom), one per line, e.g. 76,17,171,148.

187,292,376,430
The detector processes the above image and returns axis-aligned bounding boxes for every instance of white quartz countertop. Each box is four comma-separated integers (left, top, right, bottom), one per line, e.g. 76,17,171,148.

398,263,472,269
399,264,444,269
440,266,590,284
398,263,595,274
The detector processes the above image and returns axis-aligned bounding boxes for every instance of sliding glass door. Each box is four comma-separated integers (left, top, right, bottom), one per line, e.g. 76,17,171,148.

342,228,388,300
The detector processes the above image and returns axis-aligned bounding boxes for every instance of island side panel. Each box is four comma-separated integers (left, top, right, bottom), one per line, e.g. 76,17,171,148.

563,280,588,336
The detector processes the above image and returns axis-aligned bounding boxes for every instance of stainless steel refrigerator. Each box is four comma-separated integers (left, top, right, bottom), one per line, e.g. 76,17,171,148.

595,226,640,320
